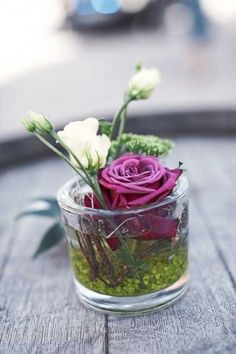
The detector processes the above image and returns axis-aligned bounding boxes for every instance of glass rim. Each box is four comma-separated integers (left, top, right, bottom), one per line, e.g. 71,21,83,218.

57,175,189,216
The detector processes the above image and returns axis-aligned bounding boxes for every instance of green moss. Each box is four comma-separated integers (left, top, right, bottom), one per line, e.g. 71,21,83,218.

69,246,188,297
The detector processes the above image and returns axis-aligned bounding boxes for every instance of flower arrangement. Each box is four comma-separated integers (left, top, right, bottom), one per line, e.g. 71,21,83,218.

22,64,189,314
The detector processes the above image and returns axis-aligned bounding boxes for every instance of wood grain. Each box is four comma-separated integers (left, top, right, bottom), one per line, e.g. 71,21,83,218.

0,138,236,353
177,138,236,289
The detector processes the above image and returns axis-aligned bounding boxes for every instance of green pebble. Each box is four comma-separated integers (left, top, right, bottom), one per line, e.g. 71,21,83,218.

69,245,188,297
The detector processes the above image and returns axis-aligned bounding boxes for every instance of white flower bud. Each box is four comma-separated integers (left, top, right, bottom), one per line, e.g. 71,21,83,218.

128,68,161,99
22,118,36,133
57,118,111,171
24,111,53,134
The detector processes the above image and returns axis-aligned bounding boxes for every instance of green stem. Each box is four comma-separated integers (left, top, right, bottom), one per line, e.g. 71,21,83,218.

117,106,127,140
51,131,94,188
110,97,133,140
35,134,83,177
91,174,107,209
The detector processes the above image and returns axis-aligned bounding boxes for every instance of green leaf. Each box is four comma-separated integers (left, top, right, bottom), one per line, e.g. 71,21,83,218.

33,222,64,258
178,161,187,171
99,120,113,137
28,196,58,206
16,208,60,220
135,261,150,272
16,199,60,220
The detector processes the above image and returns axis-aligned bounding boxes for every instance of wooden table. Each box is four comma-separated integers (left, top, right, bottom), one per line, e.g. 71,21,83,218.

0,137,236,353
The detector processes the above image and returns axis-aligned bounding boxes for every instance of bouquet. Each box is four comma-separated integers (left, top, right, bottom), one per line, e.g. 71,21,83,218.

21,64,189,313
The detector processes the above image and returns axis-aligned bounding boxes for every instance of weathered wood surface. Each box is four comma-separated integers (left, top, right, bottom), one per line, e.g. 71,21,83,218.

0,137,236,353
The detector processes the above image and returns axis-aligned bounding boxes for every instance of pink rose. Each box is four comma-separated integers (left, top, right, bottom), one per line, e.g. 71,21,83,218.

99,153,182,209
85,154,182,250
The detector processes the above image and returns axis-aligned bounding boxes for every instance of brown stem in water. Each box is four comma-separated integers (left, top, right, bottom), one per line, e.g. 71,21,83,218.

138,239,172,259
98,268,129,288
90,233,115,277
75,231,98,280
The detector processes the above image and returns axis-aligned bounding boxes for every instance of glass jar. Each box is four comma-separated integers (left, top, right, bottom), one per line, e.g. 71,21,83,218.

57,176,189,315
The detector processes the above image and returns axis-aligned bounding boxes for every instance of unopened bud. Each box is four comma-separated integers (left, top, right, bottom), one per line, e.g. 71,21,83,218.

22,118,36,133
24,111,53,134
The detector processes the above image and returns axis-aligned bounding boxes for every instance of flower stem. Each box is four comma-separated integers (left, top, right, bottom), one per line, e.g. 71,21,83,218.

92,174,145,286
117,106,127,140
51,131,95,188
75,230,99,280
110,97,133,140
91,174,107,209
34,134,82,176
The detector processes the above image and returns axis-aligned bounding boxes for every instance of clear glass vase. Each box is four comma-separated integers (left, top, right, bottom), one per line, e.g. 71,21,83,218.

57,176,189,315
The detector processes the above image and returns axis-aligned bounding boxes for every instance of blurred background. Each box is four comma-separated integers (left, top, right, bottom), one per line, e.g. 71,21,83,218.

0,0,236,166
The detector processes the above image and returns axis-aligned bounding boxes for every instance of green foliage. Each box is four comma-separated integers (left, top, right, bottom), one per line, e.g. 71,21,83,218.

29,196,58,206
16,197,60,220
109,133,174,159
99,120,113,137
108,139,121,159
33,222,64,258
16,196,63,258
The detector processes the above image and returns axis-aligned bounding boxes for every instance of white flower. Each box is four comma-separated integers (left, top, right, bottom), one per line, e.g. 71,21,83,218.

128,68,161,99
23,111,53,133
57,118,111,170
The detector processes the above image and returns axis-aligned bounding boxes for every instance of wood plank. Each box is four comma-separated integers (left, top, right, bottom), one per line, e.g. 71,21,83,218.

0,162,47,280
0,159,106,353
177,137,236,289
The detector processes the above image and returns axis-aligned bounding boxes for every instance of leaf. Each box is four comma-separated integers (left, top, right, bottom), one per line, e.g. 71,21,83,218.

33,222,64,258
28,196,58,206
99,120,113,137
16,200,60,220
178,161,187,171
16,209,59,219
135,261,150,272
